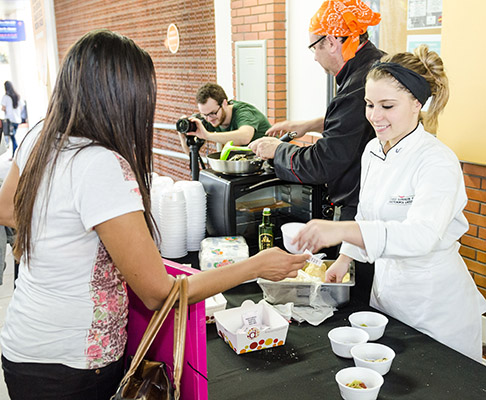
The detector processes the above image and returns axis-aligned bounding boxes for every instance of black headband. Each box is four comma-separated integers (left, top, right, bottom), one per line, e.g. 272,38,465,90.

370,61,432,105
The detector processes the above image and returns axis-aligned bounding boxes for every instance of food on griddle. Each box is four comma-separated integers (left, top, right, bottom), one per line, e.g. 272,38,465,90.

345,380,367,389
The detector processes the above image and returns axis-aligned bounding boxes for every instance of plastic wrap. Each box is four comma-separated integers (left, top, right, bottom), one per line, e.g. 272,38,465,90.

199,236,249,270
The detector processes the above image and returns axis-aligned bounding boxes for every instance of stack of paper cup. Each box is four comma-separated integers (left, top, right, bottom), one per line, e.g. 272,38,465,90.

174,180,207,251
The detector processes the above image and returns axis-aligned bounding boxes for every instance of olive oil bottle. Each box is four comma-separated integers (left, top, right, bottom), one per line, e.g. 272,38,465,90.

258,207,274,251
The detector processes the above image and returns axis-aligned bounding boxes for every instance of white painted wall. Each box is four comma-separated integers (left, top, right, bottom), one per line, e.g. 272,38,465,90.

214,0,327,125
287,0,328,127
214,0,234,99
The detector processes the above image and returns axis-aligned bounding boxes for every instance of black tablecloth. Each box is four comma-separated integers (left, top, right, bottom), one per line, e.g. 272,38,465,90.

205,283,486,400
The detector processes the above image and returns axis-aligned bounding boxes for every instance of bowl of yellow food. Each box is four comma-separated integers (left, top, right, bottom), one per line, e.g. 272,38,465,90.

335,366,384,400
350,343,395,375
348,311,389,341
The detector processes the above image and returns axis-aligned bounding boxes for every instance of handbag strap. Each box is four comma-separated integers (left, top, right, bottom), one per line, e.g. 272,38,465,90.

120,274,188,390
172,274,188,399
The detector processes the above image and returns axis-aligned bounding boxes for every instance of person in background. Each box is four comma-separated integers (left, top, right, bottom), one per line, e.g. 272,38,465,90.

178,82,270,154
1,81,24,161
250,0,383,301
0,30,308,400
293,45,486,363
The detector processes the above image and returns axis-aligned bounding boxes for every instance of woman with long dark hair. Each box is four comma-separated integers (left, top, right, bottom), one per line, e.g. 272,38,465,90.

0,30,308,400
1,81,23,159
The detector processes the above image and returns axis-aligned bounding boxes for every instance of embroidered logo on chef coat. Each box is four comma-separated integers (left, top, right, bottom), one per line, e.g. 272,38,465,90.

388,195,414,205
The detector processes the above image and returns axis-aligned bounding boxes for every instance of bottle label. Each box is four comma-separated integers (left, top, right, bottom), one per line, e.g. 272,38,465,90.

259,233,273,250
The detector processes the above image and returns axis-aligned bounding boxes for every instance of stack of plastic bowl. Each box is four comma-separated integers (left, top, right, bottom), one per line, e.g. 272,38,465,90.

173,180,207,251
151,175,174,248
153,185,187,259
152,175,174,192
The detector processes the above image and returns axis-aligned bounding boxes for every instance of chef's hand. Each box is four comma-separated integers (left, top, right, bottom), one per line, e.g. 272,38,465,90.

266,120,307,138
325,255,352,283
248,137,282,160
252,247,309,281
292,219,346,253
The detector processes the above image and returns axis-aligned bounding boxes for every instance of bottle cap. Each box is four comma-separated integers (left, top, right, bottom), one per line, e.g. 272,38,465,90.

263,207,271,215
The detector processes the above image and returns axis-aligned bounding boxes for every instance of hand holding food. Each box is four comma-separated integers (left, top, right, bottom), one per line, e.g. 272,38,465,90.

252,247,309,281
248,137,282,160
325,255,353,283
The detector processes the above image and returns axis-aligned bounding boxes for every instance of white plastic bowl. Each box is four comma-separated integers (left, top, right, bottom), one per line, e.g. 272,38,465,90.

348,311,389,341
280,222,306,254
335,366,384,400
350,343,396,375
328,327,369,358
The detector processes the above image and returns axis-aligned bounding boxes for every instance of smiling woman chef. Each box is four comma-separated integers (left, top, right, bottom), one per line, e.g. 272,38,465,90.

293,45,486,363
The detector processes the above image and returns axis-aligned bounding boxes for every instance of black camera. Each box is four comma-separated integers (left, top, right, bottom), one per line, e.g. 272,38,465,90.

176,117,197,134
176,114,215,135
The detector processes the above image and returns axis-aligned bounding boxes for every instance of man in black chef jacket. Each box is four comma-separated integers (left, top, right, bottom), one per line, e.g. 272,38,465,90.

250,0,384,302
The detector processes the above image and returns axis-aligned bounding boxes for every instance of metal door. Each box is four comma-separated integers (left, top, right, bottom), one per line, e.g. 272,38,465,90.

235,40,267,116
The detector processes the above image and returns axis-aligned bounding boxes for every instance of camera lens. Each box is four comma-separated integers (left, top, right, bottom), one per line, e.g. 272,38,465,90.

176,118,197,134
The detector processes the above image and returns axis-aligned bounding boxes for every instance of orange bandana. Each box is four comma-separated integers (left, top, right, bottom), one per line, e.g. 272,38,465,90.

309,0,381,61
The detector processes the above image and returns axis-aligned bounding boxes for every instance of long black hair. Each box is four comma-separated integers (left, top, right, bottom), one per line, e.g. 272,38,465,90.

14,29,158,260
4,81,19,109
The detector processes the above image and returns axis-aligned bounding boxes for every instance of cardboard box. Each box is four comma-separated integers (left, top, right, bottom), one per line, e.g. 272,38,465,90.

205,293,227,324
214,300,289,355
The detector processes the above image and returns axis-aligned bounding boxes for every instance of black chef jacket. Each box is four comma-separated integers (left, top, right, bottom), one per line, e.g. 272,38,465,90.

273,41,385,221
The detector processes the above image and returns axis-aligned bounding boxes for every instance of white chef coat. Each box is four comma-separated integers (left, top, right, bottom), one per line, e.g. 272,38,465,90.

341,123,486,363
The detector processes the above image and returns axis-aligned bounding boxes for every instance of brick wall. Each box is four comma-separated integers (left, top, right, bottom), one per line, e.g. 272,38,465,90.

460,163,486,298
231,0,286,124
53,0,218,181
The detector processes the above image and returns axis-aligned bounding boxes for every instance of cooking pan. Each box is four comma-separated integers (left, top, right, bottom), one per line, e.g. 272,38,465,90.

207,151,263,175
206,132,297,175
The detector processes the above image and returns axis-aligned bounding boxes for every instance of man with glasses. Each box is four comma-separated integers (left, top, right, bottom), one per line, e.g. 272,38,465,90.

250,0,383,302
178,83,270,153
250,0,382,222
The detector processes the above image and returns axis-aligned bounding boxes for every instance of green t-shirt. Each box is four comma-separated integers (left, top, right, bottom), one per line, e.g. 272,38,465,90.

215,100,271,142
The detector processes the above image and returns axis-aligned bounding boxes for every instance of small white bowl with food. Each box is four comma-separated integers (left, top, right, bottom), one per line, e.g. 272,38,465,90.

280,222,306,254
335,366,384,400
350,343,395,375
328,326,369,358
348,311,389,341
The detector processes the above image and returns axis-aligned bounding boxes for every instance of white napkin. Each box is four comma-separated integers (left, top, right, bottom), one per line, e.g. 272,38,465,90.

264,301,335,326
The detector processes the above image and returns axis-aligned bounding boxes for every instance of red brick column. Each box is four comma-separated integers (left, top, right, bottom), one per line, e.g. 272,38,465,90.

460,163,486,298
231,0,287,124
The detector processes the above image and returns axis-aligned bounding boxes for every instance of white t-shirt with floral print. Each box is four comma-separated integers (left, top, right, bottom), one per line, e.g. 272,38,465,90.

0,126,144,369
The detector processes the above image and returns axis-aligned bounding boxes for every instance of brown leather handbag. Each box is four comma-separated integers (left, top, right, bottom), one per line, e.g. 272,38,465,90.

112,274,188,400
